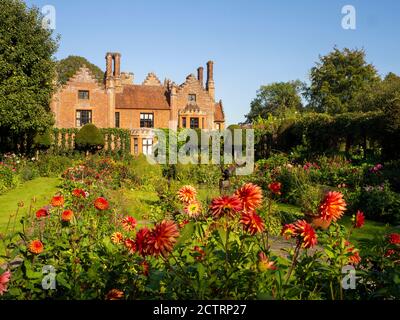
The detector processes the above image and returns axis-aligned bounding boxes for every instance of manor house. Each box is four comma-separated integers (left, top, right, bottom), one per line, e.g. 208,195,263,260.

50,52,225,155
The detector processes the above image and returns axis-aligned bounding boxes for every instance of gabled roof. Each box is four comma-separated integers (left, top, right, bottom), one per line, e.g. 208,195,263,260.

214,100,225,122
115,85,170,110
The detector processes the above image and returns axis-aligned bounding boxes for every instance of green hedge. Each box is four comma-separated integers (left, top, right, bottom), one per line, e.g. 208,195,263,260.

254,111,386,159
51,128,131,157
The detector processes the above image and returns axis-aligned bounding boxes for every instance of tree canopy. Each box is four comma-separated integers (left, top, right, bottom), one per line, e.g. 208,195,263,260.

305,47,379,114
56,56,104,85
245,81,304,123
0,0,58,152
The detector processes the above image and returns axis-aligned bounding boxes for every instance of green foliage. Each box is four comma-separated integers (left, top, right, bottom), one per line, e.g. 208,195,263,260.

75,124,105,153
246,81,304,122
56,55,104,85
305,47,379,114
33,129,53,150
0,0,57,153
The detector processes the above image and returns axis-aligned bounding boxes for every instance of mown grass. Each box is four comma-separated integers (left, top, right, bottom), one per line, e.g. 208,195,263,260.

0,177,61,233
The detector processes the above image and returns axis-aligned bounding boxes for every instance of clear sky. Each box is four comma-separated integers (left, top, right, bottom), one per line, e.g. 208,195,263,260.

25,0,400,124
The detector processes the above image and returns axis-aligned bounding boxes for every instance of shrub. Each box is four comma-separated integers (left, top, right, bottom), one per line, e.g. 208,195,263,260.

348,182,400,224
75,124,105,154
33,129,53,151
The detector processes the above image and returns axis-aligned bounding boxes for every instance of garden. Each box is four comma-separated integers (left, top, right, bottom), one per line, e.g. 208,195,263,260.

1,0,400,302
0,140,399,300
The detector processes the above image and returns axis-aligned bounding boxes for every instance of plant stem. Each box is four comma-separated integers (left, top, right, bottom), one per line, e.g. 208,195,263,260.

285,241,301,284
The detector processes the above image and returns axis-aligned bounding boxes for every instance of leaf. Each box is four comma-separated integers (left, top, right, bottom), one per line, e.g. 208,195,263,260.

176,222,195,247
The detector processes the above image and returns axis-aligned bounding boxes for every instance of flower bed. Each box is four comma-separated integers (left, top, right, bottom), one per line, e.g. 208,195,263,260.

0,169,399,300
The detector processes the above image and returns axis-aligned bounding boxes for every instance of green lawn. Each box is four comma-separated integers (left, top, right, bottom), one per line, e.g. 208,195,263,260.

0,177,61,233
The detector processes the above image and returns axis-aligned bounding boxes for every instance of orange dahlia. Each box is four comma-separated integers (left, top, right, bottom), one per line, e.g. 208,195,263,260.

147,220,180,257
121,216,137,231
36,207,49,219
111,232,124,244
234,183,263,211
61,210,74,222
318,191,347,222
136,227,151,257
106,289,124,300
94,197,109,210
51,195,64,207
258,252,277,271
28,240,44,254
240,211,265,235
354,210,365,229
293,220,318,249
124,238,137,254
177,185,197,204
210,195,243,219
268,182,282,196
184,201,202,218
345,241,361,265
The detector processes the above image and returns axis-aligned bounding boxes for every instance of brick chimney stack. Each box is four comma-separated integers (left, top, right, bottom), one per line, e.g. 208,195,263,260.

113,53,122,92
106,52,113,79
197,66,204,88
114,53,121,78
206,61,215,101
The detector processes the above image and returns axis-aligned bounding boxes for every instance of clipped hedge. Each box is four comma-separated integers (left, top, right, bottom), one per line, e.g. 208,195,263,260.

254,111,386,159
51,127,131,157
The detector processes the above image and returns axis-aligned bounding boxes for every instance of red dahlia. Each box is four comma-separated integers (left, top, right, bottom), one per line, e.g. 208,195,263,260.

121,216,137,232
135,227,151,257
318,191,347,222
36,207,49,219
94,197,109,210
124,238,137,254
354,210,365,229
234,183,263,211
210,195,243,219
72,188,86,198
281,223,296,240
388,233,400,245
293,220,318,249
240,211,265,235
146,220,180,257
106,289,124,300
268,182,282,196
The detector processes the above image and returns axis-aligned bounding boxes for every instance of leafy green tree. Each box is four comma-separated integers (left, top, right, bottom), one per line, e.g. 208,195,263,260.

246,81,303,123
75,124,105,154
305,48,379,114
56,56,104,85
354,72,400,112
0,0,58,153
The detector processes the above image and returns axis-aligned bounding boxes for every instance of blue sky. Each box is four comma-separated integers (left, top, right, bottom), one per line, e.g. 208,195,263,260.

26,0,400,124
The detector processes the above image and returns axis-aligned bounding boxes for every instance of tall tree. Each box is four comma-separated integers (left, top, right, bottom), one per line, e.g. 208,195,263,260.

57,56,104,85
305,48,379,114
0,0,58,152
245,80,304,123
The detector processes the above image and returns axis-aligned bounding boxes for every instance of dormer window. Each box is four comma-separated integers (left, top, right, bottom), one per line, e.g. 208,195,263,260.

78,90,89,100
188,94,196,103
